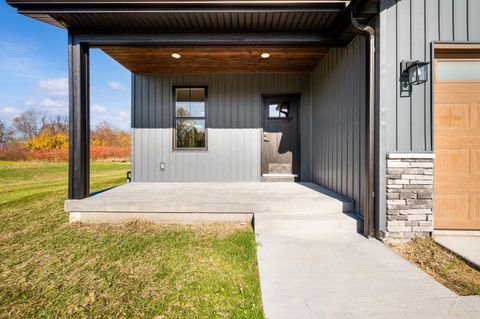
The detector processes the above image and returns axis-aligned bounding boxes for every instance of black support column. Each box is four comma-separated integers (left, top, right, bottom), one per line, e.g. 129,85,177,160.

68,33,90,199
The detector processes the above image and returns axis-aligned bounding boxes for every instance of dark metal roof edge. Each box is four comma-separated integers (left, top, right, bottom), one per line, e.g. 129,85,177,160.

7,1,350,4
8,0,349,11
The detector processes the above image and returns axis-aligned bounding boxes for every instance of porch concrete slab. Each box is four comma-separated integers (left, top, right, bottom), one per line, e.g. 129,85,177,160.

255,220,480,319
434,233,480,270
65,182,354,219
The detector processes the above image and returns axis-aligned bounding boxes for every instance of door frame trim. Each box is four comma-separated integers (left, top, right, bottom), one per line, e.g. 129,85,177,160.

261,93,302,180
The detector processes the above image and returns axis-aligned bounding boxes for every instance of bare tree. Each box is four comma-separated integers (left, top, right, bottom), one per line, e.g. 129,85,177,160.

0,119,14,145
12,109,47,141
48,114,69,134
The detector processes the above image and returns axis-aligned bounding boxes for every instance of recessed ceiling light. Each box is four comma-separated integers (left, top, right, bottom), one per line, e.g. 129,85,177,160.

172,53,181,59
261,53,270,59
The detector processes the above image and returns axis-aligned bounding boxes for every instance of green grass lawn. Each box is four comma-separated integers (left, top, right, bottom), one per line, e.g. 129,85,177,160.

0,161,263,319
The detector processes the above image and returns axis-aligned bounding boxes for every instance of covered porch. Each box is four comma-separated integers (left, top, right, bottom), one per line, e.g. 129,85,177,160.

8,0,379,236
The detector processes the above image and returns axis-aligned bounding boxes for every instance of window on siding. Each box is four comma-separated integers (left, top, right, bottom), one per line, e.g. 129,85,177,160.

174,87,206,149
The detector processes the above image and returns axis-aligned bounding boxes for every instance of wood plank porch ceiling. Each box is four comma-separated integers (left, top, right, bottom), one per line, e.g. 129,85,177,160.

101,46,329,73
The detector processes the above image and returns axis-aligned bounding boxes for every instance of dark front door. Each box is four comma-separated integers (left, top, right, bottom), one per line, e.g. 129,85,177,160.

262,95,300,179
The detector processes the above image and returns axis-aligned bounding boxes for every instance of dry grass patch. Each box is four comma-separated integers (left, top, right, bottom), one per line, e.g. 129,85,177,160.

390,238,480,296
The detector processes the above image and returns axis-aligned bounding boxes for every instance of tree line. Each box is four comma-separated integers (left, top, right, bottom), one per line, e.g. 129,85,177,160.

0,109,130,161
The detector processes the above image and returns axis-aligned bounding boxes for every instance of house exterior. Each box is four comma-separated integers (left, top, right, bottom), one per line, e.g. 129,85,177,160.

8,0,480,240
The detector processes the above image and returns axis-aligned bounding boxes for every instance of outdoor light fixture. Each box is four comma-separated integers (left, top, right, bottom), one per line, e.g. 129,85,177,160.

401,60,430,85
261,53,270,59
171,53,181,59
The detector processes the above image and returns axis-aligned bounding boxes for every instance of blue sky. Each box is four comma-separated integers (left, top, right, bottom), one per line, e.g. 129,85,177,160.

0,1,131,130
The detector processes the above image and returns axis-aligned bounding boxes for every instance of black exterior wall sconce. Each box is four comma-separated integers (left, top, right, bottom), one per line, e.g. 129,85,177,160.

401,60,430,85
399,60,430,97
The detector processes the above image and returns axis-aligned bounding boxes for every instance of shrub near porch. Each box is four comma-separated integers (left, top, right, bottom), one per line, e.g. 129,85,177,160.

0,161,264,318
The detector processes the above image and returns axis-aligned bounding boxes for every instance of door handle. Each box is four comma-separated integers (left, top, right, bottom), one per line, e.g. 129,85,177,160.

263,133,269,142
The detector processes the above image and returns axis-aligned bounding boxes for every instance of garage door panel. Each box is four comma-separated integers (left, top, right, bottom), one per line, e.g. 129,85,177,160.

435,195,469,226
434,149,470,175
469,103,480,128
434,103,470,128
435,85,480,103
435,180,480,194
469,195,480,223
470,150,480,175
435,135,480,149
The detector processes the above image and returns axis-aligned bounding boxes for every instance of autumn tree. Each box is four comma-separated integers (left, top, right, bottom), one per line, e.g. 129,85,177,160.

91,121,130,147
25,114,69,150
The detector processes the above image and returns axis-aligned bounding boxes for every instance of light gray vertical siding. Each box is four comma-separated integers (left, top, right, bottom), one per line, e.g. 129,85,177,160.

131,72,311,182
311,36,366,214
380,0,480,153
377,0,480,231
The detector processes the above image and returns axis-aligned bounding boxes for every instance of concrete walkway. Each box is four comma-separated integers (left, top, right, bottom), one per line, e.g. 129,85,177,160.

255,212,480,318
434,231,480,270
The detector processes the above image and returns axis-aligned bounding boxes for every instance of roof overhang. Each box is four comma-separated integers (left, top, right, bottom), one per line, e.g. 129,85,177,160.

7,0,378,72
7,0,378,44
7,0,352,12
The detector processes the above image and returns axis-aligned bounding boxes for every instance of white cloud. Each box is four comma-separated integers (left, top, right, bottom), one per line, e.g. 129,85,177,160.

92,104,107,113
2,107,19,114
109,81,126,90
37,77,68,97
92,111,130,130
0,107,21,122
40,98,64,108
23,79,68,114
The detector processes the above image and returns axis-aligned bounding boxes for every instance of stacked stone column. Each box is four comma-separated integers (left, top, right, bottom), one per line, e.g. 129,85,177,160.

383,153,435,242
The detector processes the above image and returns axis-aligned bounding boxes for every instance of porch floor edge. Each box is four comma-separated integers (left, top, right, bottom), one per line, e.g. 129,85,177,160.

69,211,254,224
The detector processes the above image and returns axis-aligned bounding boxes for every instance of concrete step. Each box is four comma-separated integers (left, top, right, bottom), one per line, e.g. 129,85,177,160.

66,199,352,214
255,200,352,214
261,174,296,182
254,212,361,234
69,211,253,224
268,163,291,174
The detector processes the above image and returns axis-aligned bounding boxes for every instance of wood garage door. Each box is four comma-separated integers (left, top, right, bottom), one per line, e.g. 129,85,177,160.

434,47,480,229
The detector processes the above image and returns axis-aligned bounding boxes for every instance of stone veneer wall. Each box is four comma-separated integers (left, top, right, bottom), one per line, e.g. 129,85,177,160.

383,153,435,242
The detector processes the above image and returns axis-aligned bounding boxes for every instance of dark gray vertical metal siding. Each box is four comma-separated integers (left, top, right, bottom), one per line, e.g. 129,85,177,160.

132,72,311,182
311,36,366,214
377,0,480,231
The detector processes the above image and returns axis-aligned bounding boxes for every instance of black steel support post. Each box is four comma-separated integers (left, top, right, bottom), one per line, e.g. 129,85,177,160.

68,33,90,199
